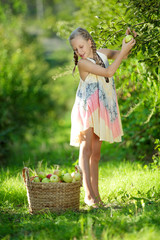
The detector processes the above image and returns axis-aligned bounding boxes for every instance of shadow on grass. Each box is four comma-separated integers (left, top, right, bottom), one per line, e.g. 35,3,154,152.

0,200,160,240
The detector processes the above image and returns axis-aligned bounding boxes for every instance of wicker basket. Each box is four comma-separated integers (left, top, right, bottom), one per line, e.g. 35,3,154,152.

22,166,82,214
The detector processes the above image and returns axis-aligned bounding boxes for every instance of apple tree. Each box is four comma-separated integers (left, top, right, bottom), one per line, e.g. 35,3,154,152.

56,0,160,159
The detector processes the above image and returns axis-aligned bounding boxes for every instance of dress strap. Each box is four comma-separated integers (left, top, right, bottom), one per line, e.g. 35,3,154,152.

86,57,96,63
87,51,107,64
96,51,108,62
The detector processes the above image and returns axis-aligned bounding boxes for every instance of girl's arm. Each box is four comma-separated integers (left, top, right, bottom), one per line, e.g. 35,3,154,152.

98,49,129,60
78,37,136,78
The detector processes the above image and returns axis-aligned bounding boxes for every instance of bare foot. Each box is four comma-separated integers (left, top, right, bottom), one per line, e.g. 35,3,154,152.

93,196,106,207
84,197,99,208
85,196,107,208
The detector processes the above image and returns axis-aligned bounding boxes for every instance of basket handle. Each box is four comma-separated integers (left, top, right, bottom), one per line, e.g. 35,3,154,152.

22,167,30,185
75,165,83,186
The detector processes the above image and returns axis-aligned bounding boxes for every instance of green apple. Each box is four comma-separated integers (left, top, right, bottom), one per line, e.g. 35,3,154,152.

42,177,50,183
74,172,81,181
71,172,81,181
72,178,76,183
63,173,72,183
60,173,64,182
71,172,75,178
50,174,59,182
33,176,40,182
53,169,62,177
38,172,46,179
125,35,133,43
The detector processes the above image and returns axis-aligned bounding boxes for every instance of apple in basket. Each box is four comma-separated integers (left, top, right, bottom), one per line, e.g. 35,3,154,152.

71,172,81,181
59,174,64,182
75,172,81,181
63,173,73,183
42,177,50,183
53,169,62,177
72,178,76,183
46,174,52,179
50,174,59,182
38,172,46,179
33,176,40,182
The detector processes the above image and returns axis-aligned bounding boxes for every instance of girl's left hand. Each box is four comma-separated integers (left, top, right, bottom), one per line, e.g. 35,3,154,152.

126,27,138,38
121,37,136,57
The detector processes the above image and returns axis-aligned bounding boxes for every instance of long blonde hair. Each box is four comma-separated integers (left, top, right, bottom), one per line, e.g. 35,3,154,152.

69,27,109,82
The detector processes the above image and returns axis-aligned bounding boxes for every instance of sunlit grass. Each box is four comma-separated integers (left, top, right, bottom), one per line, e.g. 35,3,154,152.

99,161,160,203
0,169,27,209
1,154,160,240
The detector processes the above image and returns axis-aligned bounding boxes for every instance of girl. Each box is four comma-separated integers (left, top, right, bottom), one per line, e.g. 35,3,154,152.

69,27,136,207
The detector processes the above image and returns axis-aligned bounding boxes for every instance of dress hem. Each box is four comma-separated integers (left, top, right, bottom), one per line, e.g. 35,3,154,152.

70,127,124,147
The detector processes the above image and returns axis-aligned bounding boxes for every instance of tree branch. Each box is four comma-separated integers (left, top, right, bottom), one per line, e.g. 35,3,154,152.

143,34,160,43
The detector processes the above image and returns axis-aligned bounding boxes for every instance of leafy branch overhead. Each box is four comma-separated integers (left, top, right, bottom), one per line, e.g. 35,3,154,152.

56,0,160,158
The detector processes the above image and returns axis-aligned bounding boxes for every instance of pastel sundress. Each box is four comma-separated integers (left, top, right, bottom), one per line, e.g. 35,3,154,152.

70,51,123,147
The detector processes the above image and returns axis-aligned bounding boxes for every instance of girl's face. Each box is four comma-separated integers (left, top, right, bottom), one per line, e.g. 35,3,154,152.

70,36,93,59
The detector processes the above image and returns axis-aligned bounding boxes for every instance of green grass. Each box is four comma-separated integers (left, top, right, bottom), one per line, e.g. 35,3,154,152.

0,115,160,240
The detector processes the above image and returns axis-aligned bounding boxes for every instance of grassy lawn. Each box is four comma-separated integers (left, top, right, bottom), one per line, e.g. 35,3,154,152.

0,114,160,240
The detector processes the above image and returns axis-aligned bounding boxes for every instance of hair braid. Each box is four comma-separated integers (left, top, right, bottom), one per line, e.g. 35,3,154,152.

90,37,98,64
72,51,78,75
90,37,109,83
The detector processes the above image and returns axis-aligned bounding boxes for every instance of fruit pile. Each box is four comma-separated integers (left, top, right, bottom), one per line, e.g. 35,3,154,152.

31,169,81,183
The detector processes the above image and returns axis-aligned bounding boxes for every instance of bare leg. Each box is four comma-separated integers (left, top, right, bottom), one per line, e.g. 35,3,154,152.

89,132,102,203
79,128,99,206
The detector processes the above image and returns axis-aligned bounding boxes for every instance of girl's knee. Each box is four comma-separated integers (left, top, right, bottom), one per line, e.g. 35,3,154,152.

91,153,101,163
84,146,92,158
80,143,92,159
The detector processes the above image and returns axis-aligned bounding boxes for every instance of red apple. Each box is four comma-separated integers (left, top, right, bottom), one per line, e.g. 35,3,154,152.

46,174,52,179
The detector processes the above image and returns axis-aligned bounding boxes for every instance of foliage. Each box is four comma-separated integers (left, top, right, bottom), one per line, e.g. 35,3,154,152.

0,0,26,19
56,0,160,160
0,16,56,162
0,0,78,164
150,139,160,170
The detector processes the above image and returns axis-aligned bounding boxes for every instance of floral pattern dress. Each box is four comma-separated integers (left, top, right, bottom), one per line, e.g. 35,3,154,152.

70,51,123,147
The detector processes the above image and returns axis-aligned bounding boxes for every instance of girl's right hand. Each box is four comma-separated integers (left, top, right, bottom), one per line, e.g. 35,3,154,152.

121,37,136,56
